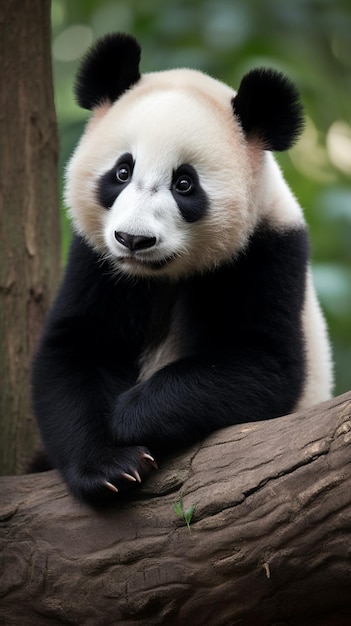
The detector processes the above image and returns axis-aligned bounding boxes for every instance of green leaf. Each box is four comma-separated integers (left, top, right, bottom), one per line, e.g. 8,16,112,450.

173,497,195,531
184,504,195,529
173,500,184,519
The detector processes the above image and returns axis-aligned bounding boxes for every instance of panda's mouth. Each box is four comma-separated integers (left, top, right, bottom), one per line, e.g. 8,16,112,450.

120,255,175,271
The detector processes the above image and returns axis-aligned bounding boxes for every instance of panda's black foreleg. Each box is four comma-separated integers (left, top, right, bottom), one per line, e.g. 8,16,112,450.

111,348,304,458
32,357,158,506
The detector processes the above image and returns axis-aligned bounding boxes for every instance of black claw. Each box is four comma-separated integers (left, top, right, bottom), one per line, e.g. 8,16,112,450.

143,453,158,469
104,480,118,493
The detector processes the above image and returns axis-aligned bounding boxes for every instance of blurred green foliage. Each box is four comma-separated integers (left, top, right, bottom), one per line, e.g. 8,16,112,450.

51,0,351,395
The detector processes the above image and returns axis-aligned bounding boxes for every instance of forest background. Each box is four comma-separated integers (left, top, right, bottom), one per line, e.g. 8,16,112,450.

51,0,351,395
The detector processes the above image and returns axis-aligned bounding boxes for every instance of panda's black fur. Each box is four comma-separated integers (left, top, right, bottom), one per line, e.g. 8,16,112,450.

75,33,141,109
31,33,332,506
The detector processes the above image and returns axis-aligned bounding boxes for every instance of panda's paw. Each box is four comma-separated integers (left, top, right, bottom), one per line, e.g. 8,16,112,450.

67,446,158,507
102,447,158,493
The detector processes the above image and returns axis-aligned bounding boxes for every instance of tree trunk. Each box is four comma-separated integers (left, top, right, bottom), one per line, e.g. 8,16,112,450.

0,0,60,474
1,392,350,626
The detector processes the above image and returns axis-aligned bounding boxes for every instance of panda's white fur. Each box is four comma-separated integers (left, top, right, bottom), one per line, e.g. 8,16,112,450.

299,269,333,408
66,70,262,277
32,34,333,505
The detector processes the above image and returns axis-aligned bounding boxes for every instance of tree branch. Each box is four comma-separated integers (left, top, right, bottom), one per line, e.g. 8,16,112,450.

1,392,351,625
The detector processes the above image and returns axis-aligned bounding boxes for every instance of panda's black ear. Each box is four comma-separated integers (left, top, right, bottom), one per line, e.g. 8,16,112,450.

75,33,141,110
232,68,304,151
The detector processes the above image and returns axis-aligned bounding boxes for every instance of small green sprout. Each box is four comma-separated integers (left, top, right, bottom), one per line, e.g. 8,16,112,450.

173,495,195,531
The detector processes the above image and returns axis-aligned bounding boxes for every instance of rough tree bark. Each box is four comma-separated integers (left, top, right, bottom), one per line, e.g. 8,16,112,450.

0,0,60,474
1,392,350,626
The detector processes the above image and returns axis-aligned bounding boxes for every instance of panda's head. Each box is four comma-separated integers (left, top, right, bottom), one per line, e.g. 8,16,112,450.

65,33,304,279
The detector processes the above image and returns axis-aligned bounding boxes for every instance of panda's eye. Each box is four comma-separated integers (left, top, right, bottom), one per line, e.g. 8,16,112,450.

174,175,194,195
116,163,132,183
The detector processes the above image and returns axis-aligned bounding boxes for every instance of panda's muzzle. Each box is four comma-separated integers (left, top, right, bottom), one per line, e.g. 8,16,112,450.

114,231,156,251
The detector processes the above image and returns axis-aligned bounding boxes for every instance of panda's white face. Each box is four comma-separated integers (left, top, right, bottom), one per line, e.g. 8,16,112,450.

66,69,261,278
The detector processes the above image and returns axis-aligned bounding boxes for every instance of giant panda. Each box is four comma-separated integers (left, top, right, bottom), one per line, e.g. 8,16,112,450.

32,33,333,506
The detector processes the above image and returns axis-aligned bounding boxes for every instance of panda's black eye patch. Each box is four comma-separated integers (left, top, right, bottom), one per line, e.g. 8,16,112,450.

98,153,134,209
172,164,208,223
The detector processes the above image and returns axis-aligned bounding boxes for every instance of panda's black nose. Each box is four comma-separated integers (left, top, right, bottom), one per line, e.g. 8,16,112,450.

115,231,156,251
